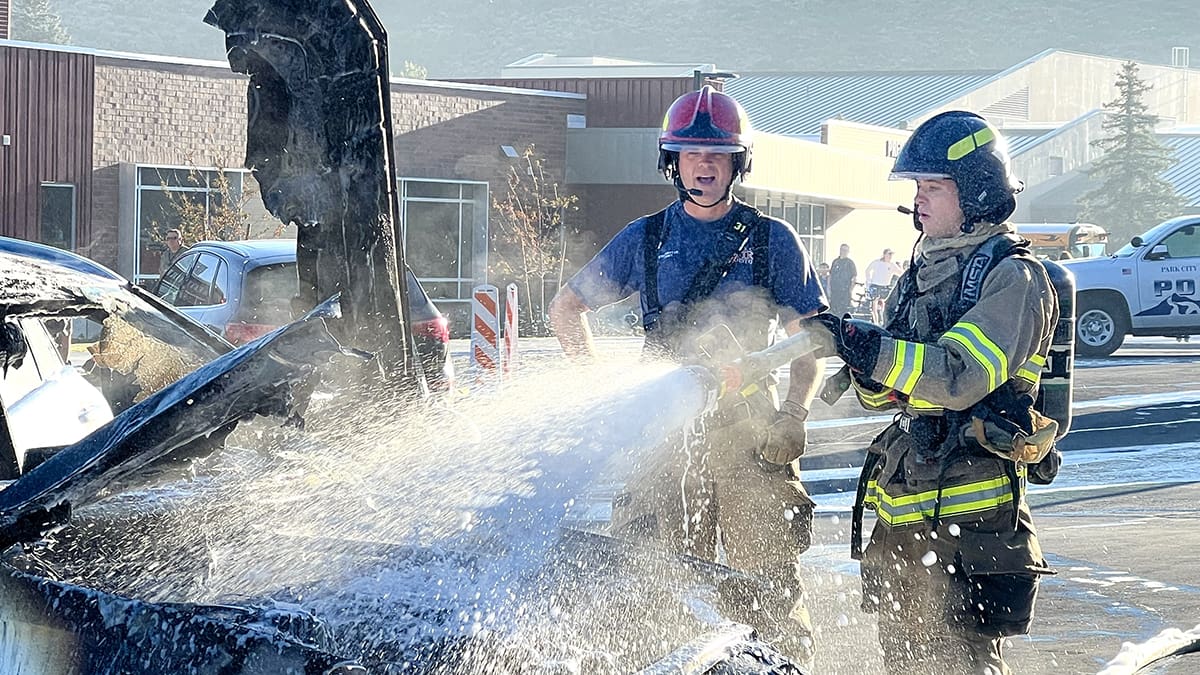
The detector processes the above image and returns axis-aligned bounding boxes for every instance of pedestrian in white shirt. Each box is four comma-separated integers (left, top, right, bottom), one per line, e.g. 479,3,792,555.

864,249,903,323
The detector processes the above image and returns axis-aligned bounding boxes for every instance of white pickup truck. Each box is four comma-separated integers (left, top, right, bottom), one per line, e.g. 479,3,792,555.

1063,215,1200,357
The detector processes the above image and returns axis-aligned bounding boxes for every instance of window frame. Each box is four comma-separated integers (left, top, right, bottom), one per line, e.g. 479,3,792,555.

132,164,248,286
39,182,77,251
398,177,489,319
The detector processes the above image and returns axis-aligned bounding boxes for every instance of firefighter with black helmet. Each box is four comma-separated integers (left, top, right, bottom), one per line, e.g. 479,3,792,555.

810,110,1061,674
550,86,827,666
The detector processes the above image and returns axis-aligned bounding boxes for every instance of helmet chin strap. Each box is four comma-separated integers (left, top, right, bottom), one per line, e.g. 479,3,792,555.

673,174,734,210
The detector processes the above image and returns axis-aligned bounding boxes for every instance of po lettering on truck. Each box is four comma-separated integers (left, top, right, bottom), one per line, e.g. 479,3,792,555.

1154,277,1198,297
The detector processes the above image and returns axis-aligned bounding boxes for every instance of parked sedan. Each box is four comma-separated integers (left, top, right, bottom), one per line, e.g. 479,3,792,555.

153,239,453,393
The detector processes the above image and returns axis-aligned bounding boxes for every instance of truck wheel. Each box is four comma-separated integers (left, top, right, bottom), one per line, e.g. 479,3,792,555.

1076,299,1127,357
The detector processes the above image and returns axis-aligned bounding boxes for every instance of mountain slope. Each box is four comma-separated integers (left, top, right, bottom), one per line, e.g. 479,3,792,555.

40,0,1200,78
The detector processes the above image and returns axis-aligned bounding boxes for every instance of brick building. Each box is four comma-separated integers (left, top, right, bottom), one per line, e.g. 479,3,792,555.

0,40,585,329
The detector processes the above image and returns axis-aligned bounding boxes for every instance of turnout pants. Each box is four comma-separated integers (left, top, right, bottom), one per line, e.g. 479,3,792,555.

863,529,1013,675
611,416,817,664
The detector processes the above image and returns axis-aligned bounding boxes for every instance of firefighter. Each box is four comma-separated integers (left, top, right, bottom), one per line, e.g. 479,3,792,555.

549,85,827,664
810,110,1059,674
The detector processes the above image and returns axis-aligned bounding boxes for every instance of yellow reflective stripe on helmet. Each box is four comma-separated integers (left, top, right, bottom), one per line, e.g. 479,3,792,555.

882,340,924,393
1016,354,1045,386
868,473,1016,526
974,127,995,148
942,322,1008,392
946,127,997,161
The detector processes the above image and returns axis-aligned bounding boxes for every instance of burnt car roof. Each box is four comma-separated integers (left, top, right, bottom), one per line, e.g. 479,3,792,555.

0,237,125,284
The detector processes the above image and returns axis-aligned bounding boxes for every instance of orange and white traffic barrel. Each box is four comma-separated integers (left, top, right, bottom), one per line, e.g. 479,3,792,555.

471,284,500,386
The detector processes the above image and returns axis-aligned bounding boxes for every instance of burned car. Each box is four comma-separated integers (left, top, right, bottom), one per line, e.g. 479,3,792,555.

0,237,807,674
0,236,368,673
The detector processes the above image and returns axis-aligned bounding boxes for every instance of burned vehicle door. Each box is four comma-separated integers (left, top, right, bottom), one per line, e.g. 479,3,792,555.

0,318,113,478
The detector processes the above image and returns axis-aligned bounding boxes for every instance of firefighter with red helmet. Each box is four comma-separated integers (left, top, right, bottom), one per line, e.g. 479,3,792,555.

811,111,1061,674
550,86,827,665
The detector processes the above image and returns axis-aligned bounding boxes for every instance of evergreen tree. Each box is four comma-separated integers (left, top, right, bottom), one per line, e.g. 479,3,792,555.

11,0,71,44
1077,61,1187,246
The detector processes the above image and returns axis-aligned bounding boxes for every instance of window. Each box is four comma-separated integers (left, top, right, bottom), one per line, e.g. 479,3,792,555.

1160,225,1200,259
1048,156,1065,177
133,165,246,285
177,253,225,307
40,183,76,251
400,179,488,321
156,253,199,304
747,192,827,265
242,263,299,324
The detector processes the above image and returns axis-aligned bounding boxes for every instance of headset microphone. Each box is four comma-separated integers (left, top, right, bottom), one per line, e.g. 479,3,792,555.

687,188,704,196
897,205,915,215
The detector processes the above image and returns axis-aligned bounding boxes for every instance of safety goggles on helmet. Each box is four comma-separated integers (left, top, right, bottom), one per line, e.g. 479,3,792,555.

888,170,953,181
660,142,746,154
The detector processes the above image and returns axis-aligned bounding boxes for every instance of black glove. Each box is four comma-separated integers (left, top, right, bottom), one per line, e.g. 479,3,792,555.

760,399,808,468
810,313,887,375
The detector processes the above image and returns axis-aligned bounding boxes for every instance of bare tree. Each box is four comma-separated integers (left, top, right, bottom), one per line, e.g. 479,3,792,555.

491,145,579,336
11,0,70,44
149,162,275,249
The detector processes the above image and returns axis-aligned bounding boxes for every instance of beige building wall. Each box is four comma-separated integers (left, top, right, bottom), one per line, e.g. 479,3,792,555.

825,208,922,278
914,50,1200,128
748,122,916,264
820,119,911,158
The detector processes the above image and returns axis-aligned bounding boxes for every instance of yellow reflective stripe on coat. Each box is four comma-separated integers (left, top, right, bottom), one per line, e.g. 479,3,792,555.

854,382,893,408
946,127,997,161
906,397,943,412
941,322,1009,392
1015,354,1046,386
864,472,1019,526
882,340,924,393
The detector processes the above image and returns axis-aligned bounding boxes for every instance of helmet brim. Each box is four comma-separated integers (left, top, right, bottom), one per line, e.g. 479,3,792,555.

889,170,953,181
661,142,746,153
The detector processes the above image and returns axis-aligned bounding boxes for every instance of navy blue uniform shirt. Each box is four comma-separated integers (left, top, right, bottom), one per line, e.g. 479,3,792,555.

570,200,826,321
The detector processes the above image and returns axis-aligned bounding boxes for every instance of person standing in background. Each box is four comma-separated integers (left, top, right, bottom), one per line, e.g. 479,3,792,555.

828,243,857,316
159,228,190,275
863,248,903,322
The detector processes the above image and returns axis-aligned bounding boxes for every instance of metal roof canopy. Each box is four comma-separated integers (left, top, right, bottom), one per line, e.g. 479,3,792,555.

724,70,997,137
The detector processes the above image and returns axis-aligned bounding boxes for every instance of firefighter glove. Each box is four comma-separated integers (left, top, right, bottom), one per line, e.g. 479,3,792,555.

810,313,886,375
760,399,809,467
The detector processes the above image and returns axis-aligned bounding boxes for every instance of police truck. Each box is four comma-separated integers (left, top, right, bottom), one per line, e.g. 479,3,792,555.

1063,215,1200,357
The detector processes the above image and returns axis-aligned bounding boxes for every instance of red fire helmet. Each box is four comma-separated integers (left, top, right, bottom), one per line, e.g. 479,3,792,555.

658,85,753,180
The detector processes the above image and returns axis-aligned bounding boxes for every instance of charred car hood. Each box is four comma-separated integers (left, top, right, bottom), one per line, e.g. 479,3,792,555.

0,296,357,552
